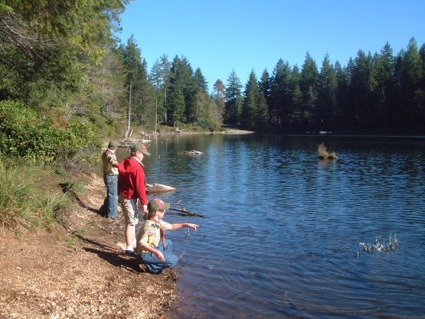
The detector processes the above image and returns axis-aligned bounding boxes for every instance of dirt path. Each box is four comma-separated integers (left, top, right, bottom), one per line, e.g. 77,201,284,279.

0,172,178,319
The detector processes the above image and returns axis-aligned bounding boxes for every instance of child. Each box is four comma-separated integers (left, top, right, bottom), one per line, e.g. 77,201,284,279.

136,198,199,274
117,143,150,255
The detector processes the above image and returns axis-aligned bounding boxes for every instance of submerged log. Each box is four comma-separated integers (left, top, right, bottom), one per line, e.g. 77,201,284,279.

146,183,177,194
168,207,207,218
318,143,339,160
178,150,203,155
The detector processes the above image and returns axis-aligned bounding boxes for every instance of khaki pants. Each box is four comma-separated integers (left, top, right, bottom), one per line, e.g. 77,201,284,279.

119,195,139,225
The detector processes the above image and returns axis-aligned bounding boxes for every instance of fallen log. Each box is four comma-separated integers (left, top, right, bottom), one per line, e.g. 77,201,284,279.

168,207,207,218
146,183,177,194
178,150,203,155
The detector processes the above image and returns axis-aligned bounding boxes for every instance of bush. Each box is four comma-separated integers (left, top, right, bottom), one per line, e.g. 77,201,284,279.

0,100,101,162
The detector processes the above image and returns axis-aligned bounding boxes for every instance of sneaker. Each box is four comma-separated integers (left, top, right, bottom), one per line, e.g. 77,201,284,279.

124,250,136,257
138,263,148,272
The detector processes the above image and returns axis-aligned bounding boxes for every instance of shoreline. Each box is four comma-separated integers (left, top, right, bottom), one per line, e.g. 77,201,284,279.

0,172,179,318
2,127,247,318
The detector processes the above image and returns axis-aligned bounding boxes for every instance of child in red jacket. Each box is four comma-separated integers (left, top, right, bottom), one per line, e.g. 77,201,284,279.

117,143,150,255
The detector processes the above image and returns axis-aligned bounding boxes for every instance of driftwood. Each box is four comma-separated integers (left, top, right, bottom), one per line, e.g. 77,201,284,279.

168,207,207,218
178,150,203,155
146,183,177,194
317,143,338,160
118,139,151,148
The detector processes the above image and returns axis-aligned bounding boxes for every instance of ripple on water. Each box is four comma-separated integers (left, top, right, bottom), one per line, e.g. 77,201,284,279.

161,135,425,318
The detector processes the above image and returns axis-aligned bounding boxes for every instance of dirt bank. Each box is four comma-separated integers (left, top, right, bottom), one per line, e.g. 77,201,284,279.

0,172,178,319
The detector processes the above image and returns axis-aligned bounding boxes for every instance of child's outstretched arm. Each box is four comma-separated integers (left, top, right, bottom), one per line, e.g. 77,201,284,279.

171,223,199,231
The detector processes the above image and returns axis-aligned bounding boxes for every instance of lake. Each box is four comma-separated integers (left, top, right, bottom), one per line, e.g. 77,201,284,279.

126,134,425,319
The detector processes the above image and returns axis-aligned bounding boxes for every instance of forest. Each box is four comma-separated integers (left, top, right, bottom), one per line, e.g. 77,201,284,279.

1,0,425,163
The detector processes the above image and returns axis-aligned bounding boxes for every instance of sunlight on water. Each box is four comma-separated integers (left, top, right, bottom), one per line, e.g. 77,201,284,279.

358,232,399,254
141,135,425,319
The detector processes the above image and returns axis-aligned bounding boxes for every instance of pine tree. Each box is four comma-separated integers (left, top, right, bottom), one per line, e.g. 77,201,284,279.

300,52,319,130
194,68,208,92
150,55,171,126
168,56,195,125
0,0,128,109
212,79,226,123
191,68,211,124
259,69,271,127
270,59,293,129
241,70,260,129
120,36,155,128
317,54,338,131
350,50,375,130
396,38,424,132
224,70,243,125
288,66,304,131
373,42,395,131
334,61,350,129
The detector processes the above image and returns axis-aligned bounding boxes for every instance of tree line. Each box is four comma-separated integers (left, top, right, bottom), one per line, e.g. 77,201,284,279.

224,39,425,134
120,36,425,135
1,0,424,160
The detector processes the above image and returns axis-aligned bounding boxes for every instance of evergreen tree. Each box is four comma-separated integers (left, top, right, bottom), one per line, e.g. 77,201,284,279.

194,68,208,92
241,70,261,129
288,66,305,131
396,38,424,132
270,59,293,129
334,61,350,129
373,42,395,132
168,55,196,125
259,69,271,127
317,55,337,131
350,50,375,130
150,54,171,126
300,52,319,130
0,0,127,110
120,36,155,128
168,85,186,126
191,68,212,125
419,43,425,123
224,70,243,125
212,79,226,123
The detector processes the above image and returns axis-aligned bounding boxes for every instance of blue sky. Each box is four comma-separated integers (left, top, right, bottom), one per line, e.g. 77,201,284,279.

117,0,425,92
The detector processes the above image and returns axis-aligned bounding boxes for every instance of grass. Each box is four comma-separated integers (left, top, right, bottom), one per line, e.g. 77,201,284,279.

89,221,98,228
0,157,70,229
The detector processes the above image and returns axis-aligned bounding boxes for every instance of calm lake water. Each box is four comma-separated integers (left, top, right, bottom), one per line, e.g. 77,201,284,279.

130,134,425,319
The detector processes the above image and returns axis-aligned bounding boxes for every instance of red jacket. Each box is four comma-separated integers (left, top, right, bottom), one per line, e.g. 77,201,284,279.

117,157,148,205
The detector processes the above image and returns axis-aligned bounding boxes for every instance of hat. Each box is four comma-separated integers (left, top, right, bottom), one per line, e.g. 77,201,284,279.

108,140,119,148
130,143,151,155
148,198,170,212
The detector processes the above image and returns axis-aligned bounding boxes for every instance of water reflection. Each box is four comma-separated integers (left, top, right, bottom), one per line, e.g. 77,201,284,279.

128,134,425,318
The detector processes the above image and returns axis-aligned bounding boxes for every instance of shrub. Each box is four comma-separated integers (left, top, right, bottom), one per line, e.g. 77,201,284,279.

0,100,101,162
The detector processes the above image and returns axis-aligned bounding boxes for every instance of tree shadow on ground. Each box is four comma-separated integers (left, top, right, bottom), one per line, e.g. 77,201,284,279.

59,182,105,216
83,247,140,273
67,229,140,272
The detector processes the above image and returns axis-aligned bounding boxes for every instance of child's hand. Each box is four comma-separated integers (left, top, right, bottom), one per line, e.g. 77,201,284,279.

187,223,199,231
155,250,165,261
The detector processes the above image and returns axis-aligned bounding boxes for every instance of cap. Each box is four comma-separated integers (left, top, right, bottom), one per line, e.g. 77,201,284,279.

130,143,151,155
148,198,170,212
108,140,119,148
